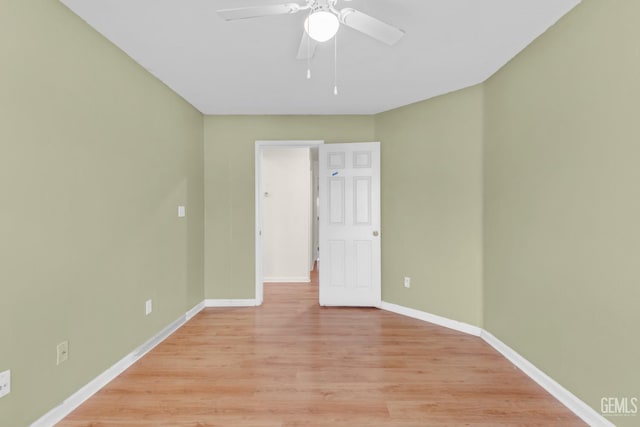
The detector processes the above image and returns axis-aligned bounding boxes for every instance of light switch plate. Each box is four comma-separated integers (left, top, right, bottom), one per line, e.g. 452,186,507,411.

0,369,10,398
57,341,69,365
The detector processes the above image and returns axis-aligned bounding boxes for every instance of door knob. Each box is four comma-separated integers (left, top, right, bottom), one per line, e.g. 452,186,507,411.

373,231,379,237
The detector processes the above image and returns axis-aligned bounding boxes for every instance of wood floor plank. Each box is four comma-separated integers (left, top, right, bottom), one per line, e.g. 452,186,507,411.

58,272,585,426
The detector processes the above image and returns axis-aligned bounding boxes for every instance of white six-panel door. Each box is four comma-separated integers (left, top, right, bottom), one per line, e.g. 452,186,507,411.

319,142,381,306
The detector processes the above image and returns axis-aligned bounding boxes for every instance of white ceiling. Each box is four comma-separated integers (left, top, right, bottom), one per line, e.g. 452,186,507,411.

59,0,580,115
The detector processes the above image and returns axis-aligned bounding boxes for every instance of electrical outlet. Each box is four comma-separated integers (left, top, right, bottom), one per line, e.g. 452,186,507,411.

57,341,69,365
177,205,186,218
404,277,411,288
145,299,153,315
0,370,10,398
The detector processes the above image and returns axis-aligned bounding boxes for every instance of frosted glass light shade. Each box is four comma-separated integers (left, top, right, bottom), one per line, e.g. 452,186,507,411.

304,11,339,42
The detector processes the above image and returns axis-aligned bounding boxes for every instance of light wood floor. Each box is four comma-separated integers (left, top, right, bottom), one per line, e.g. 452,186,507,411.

59,271,584,426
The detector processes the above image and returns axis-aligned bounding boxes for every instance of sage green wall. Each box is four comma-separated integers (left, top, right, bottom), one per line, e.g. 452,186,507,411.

376,87,484,327
204,116,375,299
484,1,640,424
0,2,203,425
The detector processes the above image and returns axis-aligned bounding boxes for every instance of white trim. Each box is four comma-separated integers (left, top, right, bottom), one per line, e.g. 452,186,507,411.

255,140,324,307
186,300,205,320
205,299,259,307
379,301,482,336
31,301,205,427
480,330,614,427
378,301,613,427
263,276,311,283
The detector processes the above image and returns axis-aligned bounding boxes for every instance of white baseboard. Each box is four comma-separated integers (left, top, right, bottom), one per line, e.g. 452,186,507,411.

205,299,259,307
379,301,482,336
379,301,612,427
186,301,205,320
31,301,205,427
263,277,310,283
480,330,614,427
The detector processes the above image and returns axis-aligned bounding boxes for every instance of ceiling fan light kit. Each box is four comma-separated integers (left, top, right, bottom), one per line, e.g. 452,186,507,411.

304,10,340,42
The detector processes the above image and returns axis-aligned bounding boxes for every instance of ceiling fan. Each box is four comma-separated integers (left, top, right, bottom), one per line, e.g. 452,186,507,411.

217,0,405,59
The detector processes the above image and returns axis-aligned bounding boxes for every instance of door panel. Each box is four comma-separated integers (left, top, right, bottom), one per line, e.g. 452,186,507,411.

329,178,345,224
319,142,381,307
354,177,372,225
354,240,372,288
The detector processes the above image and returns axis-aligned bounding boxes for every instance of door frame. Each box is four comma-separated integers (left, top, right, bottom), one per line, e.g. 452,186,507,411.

255,140,324,305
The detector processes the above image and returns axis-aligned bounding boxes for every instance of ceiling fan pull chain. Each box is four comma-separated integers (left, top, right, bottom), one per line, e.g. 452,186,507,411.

307,9,312,79
333,30,338,96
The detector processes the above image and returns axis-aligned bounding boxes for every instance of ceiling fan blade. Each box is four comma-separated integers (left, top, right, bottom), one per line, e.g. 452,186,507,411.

296,31,318,60
338,8,405,45
218,3,302,21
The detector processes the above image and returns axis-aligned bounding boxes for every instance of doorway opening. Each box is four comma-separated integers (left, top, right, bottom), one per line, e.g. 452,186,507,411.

255,140,323,305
